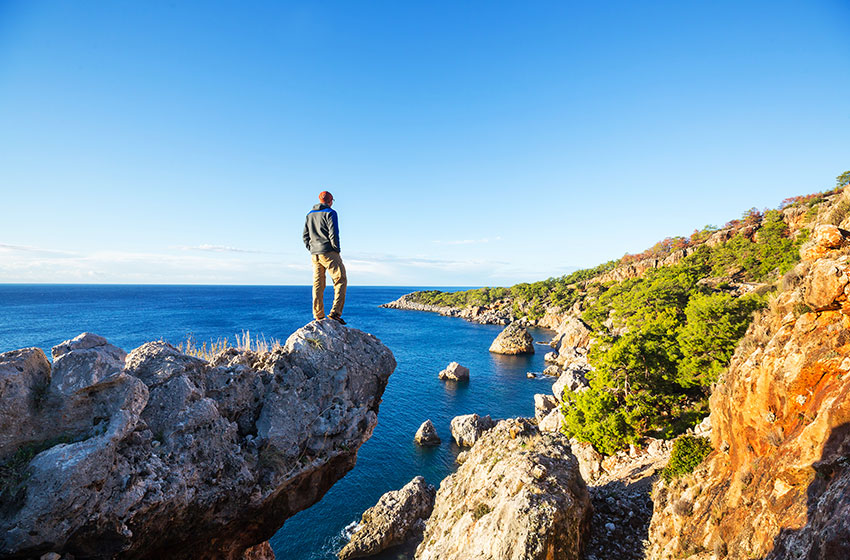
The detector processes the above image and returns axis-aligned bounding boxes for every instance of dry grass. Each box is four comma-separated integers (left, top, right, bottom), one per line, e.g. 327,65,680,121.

178,330,282,361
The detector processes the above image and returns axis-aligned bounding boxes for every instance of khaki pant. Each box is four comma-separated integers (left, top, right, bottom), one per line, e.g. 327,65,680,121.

312,251,347,319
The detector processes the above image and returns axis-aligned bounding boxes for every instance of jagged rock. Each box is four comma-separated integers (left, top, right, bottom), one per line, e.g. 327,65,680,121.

803,257,849,309
240,542,275,559
488,323,535,355
553,316,592,350
438,362,469,382
706,228,734,247
544,351,559,363
552,367,589,400
414,420,441,446
450,413,496,447
338,476,436,560
534,394,558,422
415,418,591,560
647,235,850,559
543,364,562,376
538,407,564,433
813,223,846,249
0,321,395,560
526,372,537,379
0,348,52,460
569,440,604,484
50,333,128,396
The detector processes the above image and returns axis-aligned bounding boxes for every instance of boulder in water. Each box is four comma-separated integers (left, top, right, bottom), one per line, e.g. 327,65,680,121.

438,362,469,382
414,420,441,446
488,323,534,355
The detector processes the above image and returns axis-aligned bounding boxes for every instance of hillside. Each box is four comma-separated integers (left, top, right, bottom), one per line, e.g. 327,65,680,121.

385,174,850,454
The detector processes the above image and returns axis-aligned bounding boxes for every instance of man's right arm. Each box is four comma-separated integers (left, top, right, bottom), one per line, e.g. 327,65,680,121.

328,210,341,253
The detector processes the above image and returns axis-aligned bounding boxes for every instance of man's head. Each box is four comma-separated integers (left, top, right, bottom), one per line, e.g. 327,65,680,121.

319,191,334,206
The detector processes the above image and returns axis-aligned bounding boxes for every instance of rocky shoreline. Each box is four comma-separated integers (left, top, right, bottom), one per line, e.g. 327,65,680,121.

380,294,512,325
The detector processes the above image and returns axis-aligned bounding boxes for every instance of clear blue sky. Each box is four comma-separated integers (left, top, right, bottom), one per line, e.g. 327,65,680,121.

1,1,848,286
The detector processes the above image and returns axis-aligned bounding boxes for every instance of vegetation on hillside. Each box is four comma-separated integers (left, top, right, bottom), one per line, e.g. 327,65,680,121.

411,261,618,320
563,241,781,454
406,175,848,454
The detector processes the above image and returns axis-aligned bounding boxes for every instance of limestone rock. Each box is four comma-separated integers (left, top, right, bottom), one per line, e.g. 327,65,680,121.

534,394,558,422
538,407,564,433
569,440,603,484
450,413,496,447
543,364,562,376
552,367,589,400
553,316,592,350
50,332,127,396
803,257,849,310
813,223,846,249
0,348,52,460
415,418,591,560
488,323,535,355
544,351,559,363
338,476,436,560
414,420,441,446
438,361,469,381
0,321,395,560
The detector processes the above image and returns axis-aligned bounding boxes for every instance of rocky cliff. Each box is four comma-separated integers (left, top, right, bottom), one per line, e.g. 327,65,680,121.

0,320,396,560
647,219,850,559
415,418,591,560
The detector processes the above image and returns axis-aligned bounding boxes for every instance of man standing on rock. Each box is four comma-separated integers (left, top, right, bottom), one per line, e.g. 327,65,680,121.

303,190,347,324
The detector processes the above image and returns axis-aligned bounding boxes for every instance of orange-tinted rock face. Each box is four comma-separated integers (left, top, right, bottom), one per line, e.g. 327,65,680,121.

647,223,850,560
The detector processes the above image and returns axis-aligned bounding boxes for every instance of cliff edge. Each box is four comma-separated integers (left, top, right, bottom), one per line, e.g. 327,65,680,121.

0,320,396,559
647,221,850,559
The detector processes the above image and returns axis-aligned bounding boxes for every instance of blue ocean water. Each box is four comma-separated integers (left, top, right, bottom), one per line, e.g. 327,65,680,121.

0,285,556,559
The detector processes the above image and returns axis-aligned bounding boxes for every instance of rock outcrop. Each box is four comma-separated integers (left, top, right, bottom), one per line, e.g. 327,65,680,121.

538,407,565,433
338,476,436,560
534,394,558,422
414,420,441,446
415,418,591,560
437,361,469,382
0,321,396,560
488,323,535,355
450,413,496,447
552,366,589,398
647,215,850,560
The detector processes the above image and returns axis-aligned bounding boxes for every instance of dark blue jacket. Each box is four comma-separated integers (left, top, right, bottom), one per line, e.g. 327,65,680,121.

303,204,341,254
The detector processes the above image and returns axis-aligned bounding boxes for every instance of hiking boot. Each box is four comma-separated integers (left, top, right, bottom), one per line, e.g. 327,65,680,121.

329,314,347,325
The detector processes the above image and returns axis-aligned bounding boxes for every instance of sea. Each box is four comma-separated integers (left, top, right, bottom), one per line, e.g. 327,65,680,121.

0,285,557,559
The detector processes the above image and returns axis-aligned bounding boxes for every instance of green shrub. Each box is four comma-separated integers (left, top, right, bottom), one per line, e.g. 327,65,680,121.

472,502,491,520
661,435,712,482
